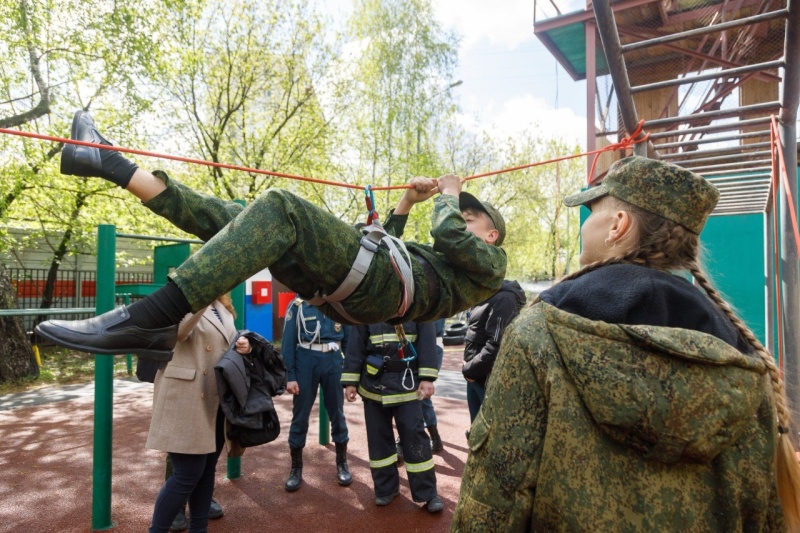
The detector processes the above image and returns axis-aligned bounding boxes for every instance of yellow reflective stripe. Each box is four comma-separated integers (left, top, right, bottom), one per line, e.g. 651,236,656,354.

405,458,435,473
418,367,439,379
382,391,420,405
369,454,398,469
357,384,383,403
341,373,360,383
368,334,418,345
366,364,380,375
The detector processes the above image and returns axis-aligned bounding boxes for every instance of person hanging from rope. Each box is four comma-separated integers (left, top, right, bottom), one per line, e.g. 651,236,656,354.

36,110,507,361
342,319,444,513
452,156,800,531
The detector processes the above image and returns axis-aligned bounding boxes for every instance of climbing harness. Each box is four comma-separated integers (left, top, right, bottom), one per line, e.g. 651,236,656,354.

394,324,418,391
307,185,415,325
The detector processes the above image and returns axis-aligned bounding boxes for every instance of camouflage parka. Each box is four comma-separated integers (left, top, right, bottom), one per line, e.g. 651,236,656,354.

452,300,784,532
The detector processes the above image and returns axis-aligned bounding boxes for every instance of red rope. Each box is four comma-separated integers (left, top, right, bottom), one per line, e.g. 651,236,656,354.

0,122,651,192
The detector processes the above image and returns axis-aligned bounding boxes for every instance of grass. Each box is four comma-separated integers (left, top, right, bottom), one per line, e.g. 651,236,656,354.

0,345,135,396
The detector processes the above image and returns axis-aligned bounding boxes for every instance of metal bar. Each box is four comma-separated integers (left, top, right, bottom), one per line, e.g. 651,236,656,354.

676,156,772,168
644,102,780,128
715,199,769,206
707,176,771,184
631,60,784,94
0,307,94,317
766,200,776,355
621,8,789,53
654,131,770,149
779,0,800,419
700,166,773,176
592,0,656,158
671,152,772,165
92,224,116,531
662,144,772,159
645,117,773,139
688,161,773,173
711,209,766,215
717,193,771,201
714,183,773,192
116,233,203,245
587,21,598,182
617,26,781,83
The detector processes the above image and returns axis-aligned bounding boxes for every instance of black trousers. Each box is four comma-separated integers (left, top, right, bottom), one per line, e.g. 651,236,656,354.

363,399,436,502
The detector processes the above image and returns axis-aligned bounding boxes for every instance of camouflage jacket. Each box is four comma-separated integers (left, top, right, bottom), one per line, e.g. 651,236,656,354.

452,302,784,532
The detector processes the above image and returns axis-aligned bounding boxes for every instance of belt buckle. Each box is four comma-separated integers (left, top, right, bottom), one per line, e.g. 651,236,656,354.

360,235,380,253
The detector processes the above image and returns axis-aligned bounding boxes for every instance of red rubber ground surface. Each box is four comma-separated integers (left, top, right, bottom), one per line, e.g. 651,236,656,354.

0,345,470,532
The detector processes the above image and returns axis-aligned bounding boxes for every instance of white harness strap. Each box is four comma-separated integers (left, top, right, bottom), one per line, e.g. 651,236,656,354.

307,221,415,324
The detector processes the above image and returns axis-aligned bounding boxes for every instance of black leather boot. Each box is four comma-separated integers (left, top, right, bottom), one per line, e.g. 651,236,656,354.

285,447,303,492
428,424,443,453
335,442,353,486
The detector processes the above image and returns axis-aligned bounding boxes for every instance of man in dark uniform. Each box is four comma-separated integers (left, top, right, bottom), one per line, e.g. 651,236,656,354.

38,111,507,361
281,298,351,491
342,321,444,513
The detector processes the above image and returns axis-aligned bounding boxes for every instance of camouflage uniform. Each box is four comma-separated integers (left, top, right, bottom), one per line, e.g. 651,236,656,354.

452,302,783,531
142,171,506,325
453,157,785,531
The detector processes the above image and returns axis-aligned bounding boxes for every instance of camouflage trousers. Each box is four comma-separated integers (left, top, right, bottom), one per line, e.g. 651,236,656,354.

143,173,403,325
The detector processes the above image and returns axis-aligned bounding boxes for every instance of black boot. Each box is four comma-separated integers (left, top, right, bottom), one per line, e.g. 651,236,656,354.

169,505,187,532
208,498,224,519
335,442,353,486
428,424,443,453
285,447,303,492
60,110,138,188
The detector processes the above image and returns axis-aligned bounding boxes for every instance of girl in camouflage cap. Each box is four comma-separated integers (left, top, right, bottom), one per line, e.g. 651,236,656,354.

454,156,799,531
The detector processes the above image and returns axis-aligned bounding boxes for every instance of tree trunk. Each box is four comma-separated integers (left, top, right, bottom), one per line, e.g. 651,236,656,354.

0,262,38,381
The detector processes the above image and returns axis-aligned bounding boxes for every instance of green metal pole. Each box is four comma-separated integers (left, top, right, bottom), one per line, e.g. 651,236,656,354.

123,294,132,376
319,386,330,445
92,224,116,530
227,198,246,479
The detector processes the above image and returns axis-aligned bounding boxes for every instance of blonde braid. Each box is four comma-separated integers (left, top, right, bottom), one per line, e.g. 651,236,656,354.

690,265,800,530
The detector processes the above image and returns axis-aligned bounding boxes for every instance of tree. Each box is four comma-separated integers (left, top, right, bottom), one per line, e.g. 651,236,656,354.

0,0,175,380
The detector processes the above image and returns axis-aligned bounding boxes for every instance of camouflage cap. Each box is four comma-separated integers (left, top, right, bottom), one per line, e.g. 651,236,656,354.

563,156,719,234
459,192,506,245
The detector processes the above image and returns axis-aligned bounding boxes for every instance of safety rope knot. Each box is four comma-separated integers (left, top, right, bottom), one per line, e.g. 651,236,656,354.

588,119,651,184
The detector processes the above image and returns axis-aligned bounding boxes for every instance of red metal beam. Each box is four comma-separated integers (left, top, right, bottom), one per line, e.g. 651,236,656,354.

533,0,662,33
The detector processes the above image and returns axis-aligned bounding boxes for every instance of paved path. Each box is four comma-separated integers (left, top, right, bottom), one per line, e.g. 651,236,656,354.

0,343,472,532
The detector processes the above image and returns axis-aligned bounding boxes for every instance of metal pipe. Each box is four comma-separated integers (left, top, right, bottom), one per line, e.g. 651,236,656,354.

711,209,765,215
714,183,773,192
663,144,772,160
707,174,771,183
631,60,785,94
672,152,772,165
592,0,656,158
645,117,773,139
644,102,780,128
779,0,800,422
677,158,772,170
621,8,789,53
700,166,773,176
654,131,771,149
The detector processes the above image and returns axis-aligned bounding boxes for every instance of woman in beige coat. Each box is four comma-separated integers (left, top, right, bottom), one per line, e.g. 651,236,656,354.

145,295,249,533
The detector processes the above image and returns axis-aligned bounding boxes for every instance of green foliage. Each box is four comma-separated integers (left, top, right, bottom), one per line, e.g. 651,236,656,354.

0,0,585,286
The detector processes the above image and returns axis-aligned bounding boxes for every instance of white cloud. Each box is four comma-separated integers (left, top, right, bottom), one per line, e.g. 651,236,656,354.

433,0,536,50
459,93,586,147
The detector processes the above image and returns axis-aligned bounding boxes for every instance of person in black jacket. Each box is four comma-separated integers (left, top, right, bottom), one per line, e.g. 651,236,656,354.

342,321,444,513
462,280,526,422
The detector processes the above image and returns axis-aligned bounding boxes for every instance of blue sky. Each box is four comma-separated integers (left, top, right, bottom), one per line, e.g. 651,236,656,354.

322,0,589,147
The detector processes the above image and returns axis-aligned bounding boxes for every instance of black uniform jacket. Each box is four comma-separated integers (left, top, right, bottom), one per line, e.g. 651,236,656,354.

342,321,438,406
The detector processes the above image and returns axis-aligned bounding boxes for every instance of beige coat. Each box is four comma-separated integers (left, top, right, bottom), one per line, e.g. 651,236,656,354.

146,301,237,454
